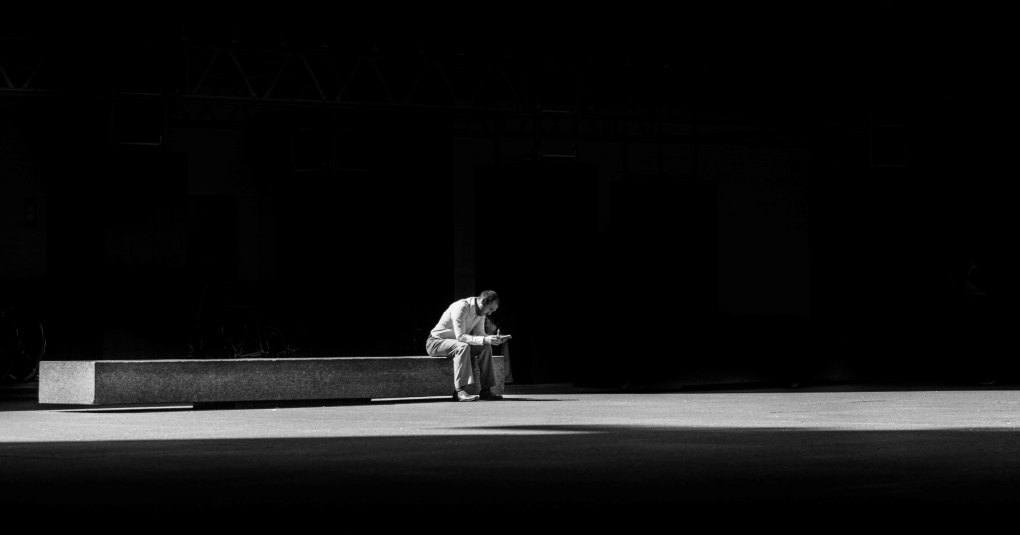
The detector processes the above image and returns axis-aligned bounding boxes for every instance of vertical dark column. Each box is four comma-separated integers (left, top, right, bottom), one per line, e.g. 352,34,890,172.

452,138,492,299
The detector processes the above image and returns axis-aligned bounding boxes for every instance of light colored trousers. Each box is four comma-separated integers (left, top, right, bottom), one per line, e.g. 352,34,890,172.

426,337,496,392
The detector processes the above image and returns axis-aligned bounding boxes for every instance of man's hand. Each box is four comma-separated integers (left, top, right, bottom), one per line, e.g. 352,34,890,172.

484,335,504,346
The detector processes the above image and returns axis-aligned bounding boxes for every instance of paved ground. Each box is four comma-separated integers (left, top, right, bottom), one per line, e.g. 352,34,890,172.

2,383,1019,529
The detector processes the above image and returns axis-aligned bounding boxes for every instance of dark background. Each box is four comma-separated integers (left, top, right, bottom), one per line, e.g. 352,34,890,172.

2,12,1015,387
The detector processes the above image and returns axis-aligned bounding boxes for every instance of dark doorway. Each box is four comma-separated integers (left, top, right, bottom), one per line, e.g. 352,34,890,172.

601,177,719,385
475,159,598,384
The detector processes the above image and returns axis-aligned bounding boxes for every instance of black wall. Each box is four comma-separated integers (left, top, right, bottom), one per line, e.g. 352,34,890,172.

2,19,1016,386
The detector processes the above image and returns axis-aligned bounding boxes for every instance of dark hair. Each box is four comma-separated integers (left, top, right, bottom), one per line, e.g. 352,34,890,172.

479,290,500,306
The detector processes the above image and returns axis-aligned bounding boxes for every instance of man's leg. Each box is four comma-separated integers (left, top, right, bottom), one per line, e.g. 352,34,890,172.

471,343,502,400
472,343,497,391
427,338,476,392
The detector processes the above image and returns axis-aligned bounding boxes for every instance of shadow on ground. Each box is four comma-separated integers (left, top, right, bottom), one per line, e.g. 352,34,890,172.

2,424,1020,527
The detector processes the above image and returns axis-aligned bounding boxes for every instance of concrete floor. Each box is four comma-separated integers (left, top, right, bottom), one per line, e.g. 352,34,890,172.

2,383,1020,528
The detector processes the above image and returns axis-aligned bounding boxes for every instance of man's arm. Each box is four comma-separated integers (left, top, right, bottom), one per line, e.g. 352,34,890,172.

481,316,506,345
451,301,486,346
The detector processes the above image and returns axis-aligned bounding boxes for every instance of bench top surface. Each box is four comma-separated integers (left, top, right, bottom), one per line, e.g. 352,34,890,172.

43,356,457,364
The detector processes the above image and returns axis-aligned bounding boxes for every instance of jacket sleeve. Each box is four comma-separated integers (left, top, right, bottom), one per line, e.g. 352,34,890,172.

451,301,485,346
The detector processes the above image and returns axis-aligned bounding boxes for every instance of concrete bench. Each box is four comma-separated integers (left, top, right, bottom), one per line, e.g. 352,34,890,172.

38,356,507,406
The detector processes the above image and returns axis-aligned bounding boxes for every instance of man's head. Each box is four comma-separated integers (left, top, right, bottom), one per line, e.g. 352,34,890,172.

478,290,500,316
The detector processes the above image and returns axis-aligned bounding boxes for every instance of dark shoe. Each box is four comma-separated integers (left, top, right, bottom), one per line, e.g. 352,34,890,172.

455,389,479,402
479,390,503,401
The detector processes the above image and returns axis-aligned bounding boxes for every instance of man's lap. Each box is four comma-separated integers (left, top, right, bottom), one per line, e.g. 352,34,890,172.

427,337,490,357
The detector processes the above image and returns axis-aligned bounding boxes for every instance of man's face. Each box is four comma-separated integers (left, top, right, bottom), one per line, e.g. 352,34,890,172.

480,300,499,316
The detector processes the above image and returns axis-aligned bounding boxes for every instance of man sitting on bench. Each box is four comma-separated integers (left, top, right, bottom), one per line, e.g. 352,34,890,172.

426,290,508,401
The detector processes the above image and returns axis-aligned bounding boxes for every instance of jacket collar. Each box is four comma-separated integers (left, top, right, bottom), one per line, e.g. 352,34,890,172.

467,296,483,316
